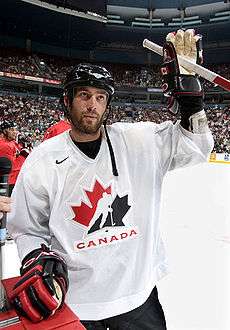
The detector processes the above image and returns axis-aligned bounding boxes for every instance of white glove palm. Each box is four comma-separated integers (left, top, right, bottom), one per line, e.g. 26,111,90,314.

166,29,202,75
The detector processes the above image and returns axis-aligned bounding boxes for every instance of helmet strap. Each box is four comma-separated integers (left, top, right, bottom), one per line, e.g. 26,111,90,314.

103,106,118,177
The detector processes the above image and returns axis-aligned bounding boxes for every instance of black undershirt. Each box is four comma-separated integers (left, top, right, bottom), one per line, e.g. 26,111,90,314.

73,134,102,159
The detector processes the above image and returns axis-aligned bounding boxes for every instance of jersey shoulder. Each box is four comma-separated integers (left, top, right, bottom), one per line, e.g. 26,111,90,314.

23,131,69,170
109,120,174,135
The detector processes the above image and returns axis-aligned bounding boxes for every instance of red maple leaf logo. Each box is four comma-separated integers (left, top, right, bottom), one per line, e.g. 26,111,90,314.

72,180,111,227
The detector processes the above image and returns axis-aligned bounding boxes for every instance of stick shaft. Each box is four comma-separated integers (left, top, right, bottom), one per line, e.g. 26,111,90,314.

143,39,230,92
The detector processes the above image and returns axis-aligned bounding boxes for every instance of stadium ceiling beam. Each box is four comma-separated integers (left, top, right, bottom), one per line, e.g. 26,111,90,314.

21,0,107,23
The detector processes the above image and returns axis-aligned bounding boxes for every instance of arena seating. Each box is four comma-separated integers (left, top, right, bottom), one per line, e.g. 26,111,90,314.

0,94,229,153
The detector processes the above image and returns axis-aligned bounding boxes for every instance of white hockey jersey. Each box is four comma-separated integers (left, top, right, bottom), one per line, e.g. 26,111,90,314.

7,121,214,320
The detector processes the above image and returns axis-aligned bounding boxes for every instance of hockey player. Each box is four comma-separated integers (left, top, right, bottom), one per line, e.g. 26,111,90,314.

8,133,32,194
0,121,30,195
0,121,20,195
0,121,18,164
7,29,214,329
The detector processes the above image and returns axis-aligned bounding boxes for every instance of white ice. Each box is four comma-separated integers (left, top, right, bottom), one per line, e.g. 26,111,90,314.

158,162,230,330
2,162,230,329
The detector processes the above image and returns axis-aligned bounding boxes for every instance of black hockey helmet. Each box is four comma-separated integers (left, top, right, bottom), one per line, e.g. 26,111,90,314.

1,120,17,131
63,63,115,105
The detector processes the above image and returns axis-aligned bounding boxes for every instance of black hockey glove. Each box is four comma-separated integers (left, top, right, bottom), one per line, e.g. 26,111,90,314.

9,244,69,323
161,29,208,133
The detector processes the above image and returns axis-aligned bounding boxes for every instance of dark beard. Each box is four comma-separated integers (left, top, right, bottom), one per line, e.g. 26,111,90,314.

70,109,108,135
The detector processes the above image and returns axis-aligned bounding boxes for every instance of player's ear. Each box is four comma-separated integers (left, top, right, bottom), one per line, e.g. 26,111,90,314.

63,95,69,108
103,106,110,119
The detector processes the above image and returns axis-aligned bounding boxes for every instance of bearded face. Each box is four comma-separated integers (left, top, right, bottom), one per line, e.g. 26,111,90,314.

68,86,109,138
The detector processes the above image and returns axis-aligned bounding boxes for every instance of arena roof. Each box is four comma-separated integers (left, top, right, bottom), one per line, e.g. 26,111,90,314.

106,0,230,28
0,0,230,63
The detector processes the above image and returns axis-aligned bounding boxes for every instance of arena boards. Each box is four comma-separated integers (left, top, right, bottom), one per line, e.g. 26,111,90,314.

209,153,230,164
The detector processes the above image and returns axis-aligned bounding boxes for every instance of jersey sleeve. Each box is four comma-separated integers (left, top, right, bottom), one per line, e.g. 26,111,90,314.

0,142,16,163
154,121,214,175
7,158,51,261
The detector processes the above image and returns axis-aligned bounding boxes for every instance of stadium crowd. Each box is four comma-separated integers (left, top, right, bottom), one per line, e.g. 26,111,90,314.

0,94,60,146
0,48,170,87
2,48,230,89
0,94,229,154
0,48,229,155
0,49,41,77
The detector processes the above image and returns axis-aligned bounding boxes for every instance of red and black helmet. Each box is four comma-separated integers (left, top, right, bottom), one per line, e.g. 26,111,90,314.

63,63,114,105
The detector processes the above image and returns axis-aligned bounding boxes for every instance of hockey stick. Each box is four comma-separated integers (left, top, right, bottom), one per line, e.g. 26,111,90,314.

143,39,230,92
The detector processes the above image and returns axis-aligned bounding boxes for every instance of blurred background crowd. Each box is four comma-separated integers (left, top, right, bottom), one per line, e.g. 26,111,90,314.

2,48,230,88
0,49,229,156
0,93,229,154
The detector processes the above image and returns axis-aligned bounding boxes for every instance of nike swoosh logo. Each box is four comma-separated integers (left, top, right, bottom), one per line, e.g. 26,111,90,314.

56,156,69,164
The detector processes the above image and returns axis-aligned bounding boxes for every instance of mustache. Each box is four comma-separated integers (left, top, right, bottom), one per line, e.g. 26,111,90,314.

81,108,109,121
82,110,99,117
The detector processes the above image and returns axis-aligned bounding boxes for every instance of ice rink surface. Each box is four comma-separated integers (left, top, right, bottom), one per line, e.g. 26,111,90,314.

158,162,230,330
2,162,230,330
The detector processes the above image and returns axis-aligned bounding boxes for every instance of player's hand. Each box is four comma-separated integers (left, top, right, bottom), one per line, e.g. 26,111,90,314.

166,29,203,75
9,244,69,323
160,29,203,115
0,196,11,213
